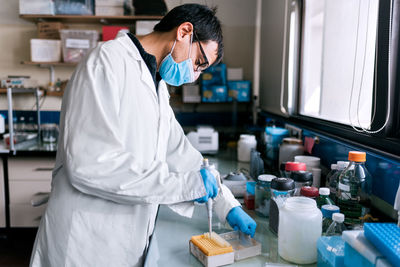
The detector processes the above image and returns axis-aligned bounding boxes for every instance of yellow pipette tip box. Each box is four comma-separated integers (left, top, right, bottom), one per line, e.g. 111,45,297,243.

189,232,234,267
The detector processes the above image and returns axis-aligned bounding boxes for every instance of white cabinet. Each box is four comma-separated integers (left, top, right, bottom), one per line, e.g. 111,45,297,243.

0,159,5,227
8,157,55,227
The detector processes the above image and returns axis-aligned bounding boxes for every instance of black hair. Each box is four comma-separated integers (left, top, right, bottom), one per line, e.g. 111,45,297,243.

153,4,223,65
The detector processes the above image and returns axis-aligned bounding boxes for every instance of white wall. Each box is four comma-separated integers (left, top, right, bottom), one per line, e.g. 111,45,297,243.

0,0,256,111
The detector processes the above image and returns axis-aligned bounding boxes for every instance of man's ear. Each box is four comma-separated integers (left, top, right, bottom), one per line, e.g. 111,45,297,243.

176,22,193,41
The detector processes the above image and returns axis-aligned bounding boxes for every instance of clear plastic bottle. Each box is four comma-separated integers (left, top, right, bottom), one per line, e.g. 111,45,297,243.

336,151,372,229
317,187,334,208
325,213,346,236
321,204,340,233
329,161,349,202
325,164,338,187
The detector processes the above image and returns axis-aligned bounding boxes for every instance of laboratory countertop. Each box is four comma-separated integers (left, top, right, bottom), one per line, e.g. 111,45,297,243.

145,150,317,267
0,138,57,157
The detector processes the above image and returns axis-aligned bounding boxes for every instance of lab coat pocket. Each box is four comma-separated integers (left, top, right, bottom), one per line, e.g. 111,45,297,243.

65,210,141,267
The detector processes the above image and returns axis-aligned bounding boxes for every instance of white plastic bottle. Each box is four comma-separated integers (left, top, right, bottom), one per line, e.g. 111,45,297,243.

237,134,257,162
278,197,322,264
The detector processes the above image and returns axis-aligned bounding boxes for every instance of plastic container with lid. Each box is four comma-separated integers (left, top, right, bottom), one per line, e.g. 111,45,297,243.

317,188,335,208
265,127,289,164
300,186,319,199
269,177,295,234
60,29,99,62
337,151,372,228
325,213,346,236
291,170,313,196
284,161,307,178
255,174,276,217
278,197,322,264
321,205,340,233
237,134,257,162
278,137,304,166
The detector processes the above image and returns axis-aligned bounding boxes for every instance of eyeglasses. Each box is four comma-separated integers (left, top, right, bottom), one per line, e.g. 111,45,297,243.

193,31,209,72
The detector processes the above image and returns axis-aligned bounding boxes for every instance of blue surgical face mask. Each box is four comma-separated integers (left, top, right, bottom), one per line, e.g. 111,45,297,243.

159,34,195,86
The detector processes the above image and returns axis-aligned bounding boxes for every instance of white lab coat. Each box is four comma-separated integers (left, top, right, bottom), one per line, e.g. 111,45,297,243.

30,33,240,267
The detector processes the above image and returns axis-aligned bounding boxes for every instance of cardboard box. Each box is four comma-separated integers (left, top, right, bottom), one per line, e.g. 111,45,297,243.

38,22,66,39
227,68,243,80
201,63,227,87
135,20,160,35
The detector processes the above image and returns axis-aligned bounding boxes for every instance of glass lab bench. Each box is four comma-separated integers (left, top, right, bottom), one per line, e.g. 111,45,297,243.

144,150,317,267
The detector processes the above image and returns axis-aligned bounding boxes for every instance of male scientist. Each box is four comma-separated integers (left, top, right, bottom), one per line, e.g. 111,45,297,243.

30,4,256,267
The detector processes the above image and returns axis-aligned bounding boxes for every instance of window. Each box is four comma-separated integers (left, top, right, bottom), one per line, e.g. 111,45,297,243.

299,0,380,130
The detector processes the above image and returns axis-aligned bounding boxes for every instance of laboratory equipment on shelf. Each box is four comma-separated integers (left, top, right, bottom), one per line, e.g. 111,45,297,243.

317,188,335,208
337,151,372,228
278,137,304,166
237,134,257,162
300,186,319,200
41,123,59,143
186,126,219,154
278,197,322,264
255,174,275,217
6,87,42,154
321,205,340,233
291,170,313,196
269,177,295,234
325,213,346,236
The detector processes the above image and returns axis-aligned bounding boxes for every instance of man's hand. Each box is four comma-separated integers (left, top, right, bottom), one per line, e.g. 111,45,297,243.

226,206,257,237
195,169,218,203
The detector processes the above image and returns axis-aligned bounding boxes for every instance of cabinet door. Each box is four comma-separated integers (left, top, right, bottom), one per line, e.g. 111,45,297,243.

8,157,55,181
8,157,55,227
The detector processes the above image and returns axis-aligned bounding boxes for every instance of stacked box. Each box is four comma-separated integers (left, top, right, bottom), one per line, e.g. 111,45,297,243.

38,22,67,39
95,0,124,16
227,80,251,102
201,63,227,102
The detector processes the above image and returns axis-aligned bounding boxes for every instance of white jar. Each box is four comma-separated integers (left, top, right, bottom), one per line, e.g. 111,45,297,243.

278,197,322,264
237,134,257,162
278,138,304,166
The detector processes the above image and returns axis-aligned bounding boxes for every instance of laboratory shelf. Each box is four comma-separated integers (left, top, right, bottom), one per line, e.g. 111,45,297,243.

19,14,164,24
21,61,77,67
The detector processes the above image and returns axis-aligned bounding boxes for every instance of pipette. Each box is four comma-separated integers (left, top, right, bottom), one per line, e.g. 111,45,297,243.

202,158,223,239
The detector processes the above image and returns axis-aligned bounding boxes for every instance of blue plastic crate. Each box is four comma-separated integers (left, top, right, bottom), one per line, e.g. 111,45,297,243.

201,85,228,102
317,236,345,267
344,242,375,267
364,223,400,267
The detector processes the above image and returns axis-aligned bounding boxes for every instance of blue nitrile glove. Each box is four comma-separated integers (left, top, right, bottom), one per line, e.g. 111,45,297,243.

195,168,218,203
226,206,257,237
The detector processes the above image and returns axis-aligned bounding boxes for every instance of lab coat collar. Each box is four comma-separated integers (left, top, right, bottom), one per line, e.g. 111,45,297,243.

116,32,159,100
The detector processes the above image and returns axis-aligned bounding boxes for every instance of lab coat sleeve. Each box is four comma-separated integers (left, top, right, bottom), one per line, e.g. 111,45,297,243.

165,110,240,220
62,51,206,205
165,109,206,218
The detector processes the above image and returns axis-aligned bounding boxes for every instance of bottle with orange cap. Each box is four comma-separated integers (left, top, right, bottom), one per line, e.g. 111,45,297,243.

336,151,372,229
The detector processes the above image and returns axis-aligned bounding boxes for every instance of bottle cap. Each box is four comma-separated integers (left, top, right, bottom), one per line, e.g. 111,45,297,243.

300,186,319,197
285,162,307,172
258,174,276,182
337,161,350,170
348,151,366,162
332,213,345,223
330,164,337,170
291,171,313,182
321,205,340,218
319,187,330,196
271,177,295,191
